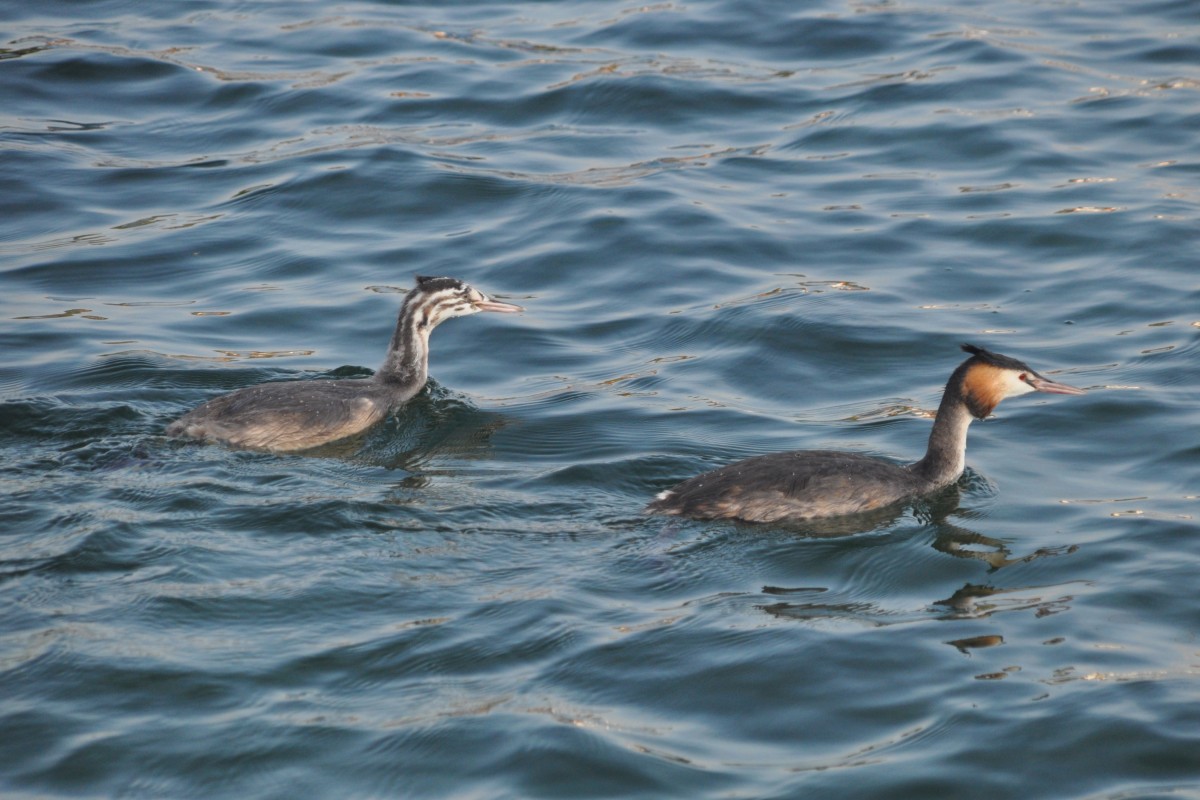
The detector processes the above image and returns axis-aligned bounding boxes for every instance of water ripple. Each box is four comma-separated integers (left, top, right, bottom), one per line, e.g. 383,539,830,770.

3,1,1200,798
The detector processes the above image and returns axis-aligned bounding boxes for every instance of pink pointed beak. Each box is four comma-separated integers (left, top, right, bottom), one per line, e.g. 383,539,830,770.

474,297,524,313
1027,373,1086,395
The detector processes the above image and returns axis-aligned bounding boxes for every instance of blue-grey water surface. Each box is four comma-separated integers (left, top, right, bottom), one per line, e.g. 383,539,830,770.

3,1,1200,798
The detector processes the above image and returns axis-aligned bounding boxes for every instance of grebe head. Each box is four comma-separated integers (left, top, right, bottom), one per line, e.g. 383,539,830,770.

956,344,1085,419
408,275,523,328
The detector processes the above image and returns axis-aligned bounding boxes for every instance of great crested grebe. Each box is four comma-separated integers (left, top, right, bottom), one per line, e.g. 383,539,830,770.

167,275,522,452
645,344,1086,524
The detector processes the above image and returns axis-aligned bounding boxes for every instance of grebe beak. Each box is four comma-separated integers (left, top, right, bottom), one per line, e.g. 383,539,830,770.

474,297,524,314
1027,374,1086,395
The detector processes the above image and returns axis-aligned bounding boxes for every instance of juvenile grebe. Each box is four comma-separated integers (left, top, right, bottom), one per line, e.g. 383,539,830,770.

166,275,522,452
645,344,1086,523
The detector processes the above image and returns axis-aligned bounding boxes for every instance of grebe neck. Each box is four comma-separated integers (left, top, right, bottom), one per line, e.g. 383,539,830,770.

374,299,431,393
906,388,976,491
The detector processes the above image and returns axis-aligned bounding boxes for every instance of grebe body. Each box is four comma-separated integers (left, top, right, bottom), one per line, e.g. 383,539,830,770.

645,345,1085,524
167,276,521,452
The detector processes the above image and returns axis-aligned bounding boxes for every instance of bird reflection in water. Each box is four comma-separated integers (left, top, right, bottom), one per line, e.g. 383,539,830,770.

744,488,1080,627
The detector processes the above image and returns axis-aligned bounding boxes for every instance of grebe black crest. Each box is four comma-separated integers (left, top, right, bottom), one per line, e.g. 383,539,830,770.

166,275,522,452
645,344,1086,524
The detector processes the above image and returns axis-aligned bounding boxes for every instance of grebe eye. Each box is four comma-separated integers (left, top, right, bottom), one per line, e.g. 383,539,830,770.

1018,373,1028,383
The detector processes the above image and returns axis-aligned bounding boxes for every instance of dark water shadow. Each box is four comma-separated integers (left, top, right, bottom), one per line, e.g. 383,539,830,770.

640,481,1083,634
682,477,1073,571
300,380,513,473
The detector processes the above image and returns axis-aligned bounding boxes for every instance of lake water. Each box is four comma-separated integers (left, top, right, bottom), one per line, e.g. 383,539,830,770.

3,1,1199,797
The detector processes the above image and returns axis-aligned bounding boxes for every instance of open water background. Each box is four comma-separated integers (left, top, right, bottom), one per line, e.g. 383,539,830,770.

3,1,1199,797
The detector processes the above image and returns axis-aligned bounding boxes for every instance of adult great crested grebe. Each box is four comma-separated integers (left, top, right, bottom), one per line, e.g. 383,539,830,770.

167,275,522,452
645,344,1086,524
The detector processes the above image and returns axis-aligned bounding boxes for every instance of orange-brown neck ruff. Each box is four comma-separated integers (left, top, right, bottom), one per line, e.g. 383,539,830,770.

959,362,1011,419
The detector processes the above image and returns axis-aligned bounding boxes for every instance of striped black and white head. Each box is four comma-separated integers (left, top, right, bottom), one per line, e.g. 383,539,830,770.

405,275,523,331
952,344,1086,419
